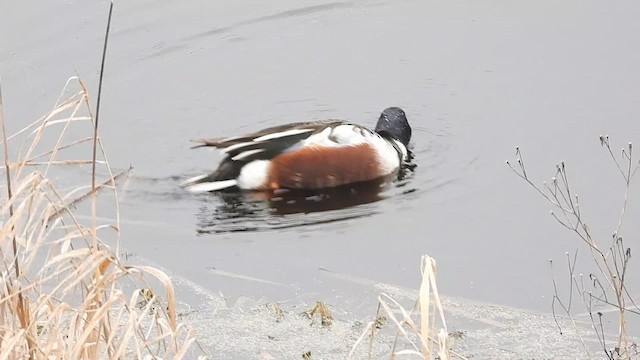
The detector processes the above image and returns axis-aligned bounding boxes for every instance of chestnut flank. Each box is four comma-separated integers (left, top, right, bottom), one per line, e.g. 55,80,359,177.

268,143,390,189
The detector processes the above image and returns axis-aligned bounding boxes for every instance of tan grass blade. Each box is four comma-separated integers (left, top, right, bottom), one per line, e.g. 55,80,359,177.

349,254,464,360
1,74,199,359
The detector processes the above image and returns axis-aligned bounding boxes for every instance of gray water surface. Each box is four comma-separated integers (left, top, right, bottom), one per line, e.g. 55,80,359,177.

2,0,640,322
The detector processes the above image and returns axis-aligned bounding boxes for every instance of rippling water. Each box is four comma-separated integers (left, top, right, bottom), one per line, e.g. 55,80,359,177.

193,171,416,233
3,0,640,315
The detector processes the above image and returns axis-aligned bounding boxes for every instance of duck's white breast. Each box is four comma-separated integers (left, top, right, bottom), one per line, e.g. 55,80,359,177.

237,160,271,189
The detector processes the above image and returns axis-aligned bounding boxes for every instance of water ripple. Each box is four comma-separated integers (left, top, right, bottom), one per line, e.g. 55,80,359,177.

194,174,407,234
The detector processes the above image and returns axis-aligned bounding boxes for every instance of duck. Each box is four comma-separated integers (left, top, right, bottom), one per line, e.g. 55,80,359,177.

182,107,413,192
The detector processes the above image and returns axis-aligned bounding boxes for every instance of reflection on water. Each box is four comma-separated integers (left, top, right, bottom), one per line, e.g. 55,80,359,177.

195,167,416,234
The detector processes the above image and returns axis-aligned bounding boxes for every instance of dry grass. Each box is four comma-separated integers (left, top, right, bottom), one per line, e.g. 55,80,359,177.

508,140,640,360
0,77,201,359
349,255,466,360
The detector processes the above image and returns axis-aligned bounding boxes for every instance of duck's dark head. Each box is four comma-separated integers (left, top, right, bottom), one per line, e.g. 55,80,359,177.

374,107,411,146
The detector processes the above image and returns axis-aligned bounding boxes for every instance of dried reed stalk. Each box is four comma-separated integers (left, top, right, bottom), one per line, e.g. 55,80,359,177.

0,75,199,359
349,255,463,360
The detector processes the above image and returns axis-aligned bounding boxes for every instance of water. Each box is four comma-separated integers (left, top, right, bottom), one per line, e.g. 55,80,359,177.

2,0,640,320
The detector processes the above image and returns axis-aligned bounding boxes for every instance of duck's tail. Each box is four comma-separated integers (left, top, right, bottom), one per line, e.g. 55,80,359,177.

181,174,238,193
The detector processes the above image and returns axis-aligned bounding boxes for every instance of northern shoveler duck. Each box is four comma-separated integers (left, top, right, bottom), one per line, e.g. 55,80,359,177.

182,107,412,192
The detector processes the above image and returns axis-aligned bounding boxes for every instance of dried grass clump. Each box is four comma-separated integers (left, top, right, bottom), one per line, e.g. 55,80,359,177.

349,255,466,360
0,77,200,359
508,140,640,360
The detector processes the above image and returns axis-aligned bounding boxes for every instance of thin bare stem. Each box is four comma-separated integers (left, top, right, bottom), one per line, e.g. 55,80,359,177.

92,0,114,192
47,166,132,224
0,75,21,273
509,139,638,358
1,74,38,359
600,135,627,182
368,302,381,359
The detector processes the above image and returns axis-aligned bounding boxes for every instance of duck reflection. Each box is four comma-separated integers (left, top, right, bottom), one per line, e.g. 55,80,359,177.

194,174,407,234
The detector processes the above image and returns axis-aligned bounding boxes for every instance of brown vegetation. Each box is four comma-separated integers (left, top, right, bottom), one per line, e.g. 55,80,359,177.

0,77,199,359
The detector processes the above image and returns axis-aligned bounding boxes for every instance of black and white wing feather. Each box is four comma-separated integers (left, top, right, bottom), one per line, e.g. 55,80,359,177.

190,120,346,163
